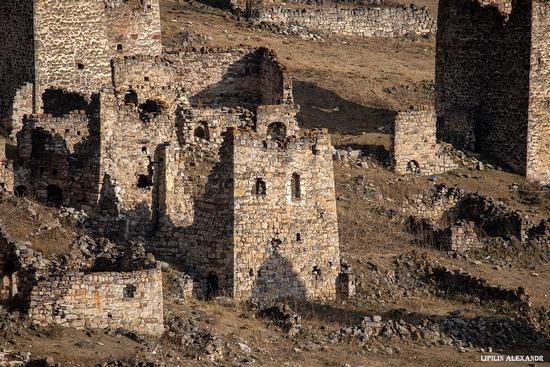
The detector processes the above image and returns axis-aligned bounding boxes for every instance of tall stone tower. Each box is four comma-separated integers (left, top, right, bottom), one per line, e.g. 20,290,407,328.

0,0,161,133
435,0,550,184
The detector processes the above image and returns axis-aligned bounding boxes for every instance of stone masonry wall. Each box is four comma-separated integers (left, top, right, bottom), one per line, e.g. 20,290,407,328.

4,0,163,122
105,0,162,58
435,0,532,173
28,268,164,336
111,48,274,109
255,5,435,38
33,0,112,106
231,128,340,300
0,0,35,124
526,0,550,184
392,108,457,175
16,110,101,208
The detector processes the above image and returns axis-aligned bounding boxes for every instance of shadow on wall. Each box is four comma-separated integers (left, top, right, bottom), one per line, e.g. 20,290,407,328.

435,0,532,172
293,80,397,134
95,134,236,298
251,250,307,300
189,52,263,109
14,97,101,208
42,89,88,117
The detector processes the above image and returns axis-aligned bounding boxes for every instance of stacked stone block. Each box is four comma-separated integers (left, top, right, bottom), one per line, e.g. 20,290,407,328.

0,0,162,135
28,268,164,336
391,108,457,175
0,138,14,193
445,221,480,252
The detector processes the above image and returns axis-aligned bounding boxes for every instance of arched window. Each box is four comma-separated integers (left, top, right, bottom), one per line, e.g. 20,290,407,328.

254,178,267,196
267,122,287,142
46,184,63,206
194,122,209,141
291,173,301,201
124,90,138,106
407,160,420,174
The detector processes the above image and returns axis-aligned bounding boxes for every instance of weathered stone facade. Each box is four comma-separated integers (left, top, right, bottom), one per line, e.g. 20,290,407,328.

526,1,550,184
28,268,164,336
231,128,340,300
391,108,457,175
0,0,342,303
0,0,162,134
435,0,550,184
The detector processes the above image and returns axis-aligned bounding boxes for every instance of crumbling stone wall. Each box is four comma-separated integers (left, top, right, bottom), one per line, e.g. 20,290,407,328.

391,108,457,175
12,42,342,302
231,128,340,300
436,0,550,184
526,0,550,184
28,268,164,336
16,108,101,208
0,229,45,309
250,4,434,38
0,0,35,127
111,48,285,109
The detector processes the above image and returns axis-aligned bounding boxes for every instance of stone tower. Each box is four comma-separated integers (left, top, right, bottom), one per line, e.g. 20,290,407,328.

435,0,550,184
0,0,161,133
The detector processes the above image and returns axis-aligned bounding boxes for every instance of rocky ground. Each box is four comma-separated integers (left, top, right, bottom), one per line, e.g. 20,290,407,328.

1,0,549,366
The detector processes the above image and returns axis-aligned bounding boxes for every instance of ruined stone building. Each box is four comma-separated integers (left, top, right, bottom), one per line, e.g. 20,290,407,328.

391,107,457,175
0,0,343,310
435,0,550,184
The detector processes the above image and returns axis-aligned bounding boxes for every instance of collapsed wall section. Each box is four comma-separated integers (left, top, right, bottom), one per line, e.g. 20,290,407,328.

28,268,164,336
16,107,101,208
435,0,532,173
526,0,550,184
391,108,457,175
231,128,340,300
111,48,288,109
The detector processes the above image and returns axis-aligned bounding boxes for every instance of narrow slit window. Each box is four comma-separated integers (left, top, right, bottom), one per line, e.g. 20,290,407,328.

291,173,301,201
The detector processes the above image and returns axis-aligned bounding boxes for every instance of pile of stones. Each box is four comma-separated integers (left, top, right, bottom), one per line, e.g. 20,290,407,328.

329,310,549,350
250,21,325,41
256,302,302,336
163,314,225,362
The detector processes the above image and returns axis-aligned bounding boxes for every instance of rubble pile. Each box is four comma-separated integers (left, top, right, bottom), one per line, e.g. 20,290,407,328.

256,302,302,336
163,314,225,361
330,310,549,350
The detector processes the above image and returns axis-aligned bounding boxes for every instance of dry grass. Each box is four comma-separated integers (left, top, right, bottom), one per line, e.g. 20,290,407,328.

0,194,74,256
